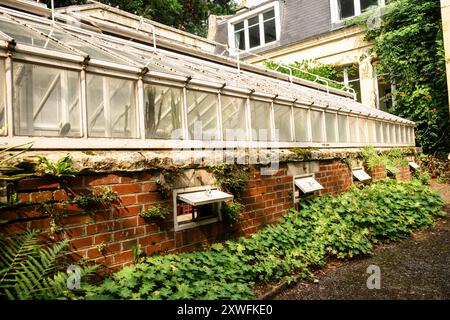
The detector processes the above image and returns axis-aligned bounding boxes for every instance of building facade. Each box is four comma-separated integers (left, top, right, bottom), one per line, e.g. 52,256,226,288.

208,0,391,110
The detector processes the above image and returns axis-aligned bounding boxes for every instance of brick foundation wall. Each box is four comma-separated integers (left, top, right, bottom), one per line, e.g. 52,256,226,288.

0,159,413,270
369,165,388,180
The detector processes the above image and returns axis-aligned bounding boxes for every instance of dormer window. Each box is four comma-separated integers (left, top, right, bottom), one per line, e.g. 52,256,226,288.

228,1,280,54
331,0,385,22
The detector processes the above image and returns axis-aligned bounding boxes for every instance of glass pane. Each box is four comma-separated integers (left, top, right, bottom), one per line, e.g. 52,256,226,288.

397,125,402,144
294,107,308,142
264,19,277,44
325,112,337,143
383,122,390,144
361,0,378,11
359,118,367,143
234,29,246,51
249,24,261,48
0,18,74,54
13,62,81,137
367,120,376,144
274,104,291,142
375,121,382,143
338,115,348,143
250,100,271,141
389,123,396,144
0,60,5,136
144,84,183,139
310,110,323,143
221,95,247,141
235,22,244,30
338,0,355,19
87,74,137,138
263,10,275,20
187,91,218,140
349,116,359,143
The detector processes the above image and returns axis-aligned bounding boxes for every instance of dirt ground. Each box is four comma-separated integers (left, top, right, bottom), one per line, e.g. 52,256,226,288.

275,181,450,300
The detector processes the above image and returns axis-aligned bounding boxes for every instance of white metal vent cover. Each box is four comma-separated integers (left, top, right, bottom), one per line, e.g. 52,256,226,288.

294,175,324,194
177,188,233,206
409,162,420,170
352,168,372,182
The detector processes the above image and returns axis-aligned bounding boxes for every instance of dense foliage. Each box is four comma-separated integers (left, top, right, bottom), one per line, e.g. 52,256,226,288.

51,0,237,37
264,60,357,91
355,0,449,153
82,179,445,300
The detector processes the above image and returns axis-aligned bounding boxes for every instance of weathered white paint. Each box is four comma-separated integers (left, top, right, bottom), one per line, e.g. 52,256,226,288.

441,0,450,115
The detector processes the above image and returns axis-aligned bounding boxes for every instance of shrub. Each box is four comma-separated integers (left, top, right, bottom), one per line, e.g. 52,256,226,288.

140,204,169,220
82,180,445,300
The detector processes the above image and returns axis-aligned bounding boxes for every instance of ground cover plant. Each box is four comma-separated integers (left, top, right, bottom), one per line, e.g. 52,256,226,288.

82,179,445,300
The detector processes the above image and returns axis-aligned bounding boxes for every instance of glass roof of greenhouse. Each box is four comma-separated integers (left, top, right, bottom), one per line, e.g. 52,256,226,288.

0,3,415,150
0,8,413,124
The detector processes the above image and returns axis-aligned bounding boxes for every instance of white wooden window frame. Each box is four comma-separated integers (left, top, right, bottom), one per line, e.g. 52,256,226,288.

330,0,386,24
172,185,224,231
227,1,281,55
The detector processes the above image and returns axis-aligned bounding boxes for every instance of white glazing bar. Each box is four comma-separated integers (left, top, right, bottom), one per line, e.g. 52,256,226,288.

5,57,13,138
137,78,145,140
307,108,312,143
270,101,276,142
182,86,189,140
290,104,295,142
80,69,88,138
346,114,350,144
365,117,369,144
217,93,223,141
102,77,112,137
355,117,361,143
60,70,69,130
246,97,252,141
321,110,327,143
334,113,339,142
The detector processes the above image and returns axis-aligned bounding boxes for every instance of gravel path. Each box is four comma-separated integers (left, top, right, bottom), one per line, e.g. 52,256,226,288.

275,182,450,300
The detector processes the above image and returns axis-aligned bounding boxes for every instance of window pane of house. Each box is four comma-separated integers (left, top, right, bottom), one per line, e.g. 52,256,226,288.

263,10,275,20
325,112,337,143
0,60,5,136
248,16,261,48
264,18,276,44
187,90,218,140
144,84,183,139
375,121,382,143
361,0,378,12
221,95,247,141
250,100,271,141
13,62,81,137
234,22,246,51
274,104,291,142
338,114,348,142
310,110,323,143
87,74,137,138
338,0,355,19
349,116,358,143
294,107,308,142
397,125,402,144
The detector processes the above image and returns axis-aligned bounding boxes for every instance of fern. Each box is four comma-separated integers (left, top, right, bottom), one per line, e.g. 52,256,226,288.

0,230,96,300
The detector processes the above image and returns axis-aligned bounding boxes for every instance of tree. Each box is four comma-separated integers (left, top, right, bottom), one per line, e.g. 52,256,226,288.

354,0,449,154
51,0,237,37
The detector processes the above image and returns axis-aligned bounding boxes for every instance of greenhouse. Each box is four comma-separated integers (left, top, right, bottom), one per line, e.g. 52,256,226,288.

0,3,415,150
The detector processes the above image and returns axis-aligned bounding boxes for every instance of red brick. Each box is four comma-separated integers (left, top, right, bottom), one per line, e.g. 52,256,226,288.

136,193,161,203
70,237,93,250
66,226,86,237
114,250,133,264
94,233,112,245
119,195,137,206
17,178,60,191
17,193,30,203
114,206,140,217
111,184,141,195
84,174,120,186
30,191,53,203
121,239,138,251
53,190,68,201
141,182,158,192
87,248,103,259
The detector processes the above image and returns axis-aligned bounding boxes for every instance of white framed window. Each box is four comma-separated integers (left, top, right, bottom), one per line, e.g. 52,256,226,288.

173,186,233,231
228,1,280,54
330,0,385,23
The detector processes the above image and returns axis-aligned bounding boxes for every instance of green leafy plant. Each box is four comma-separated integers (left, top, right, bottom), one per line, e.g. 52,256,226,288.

0,230,96,300
0,142,34,181
73,186,118,210
38,154,77,178
222,200,244,224
208,164,249,199
83,180,445,300
140,204,169,220
96,242,107,254
132,244,145,265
